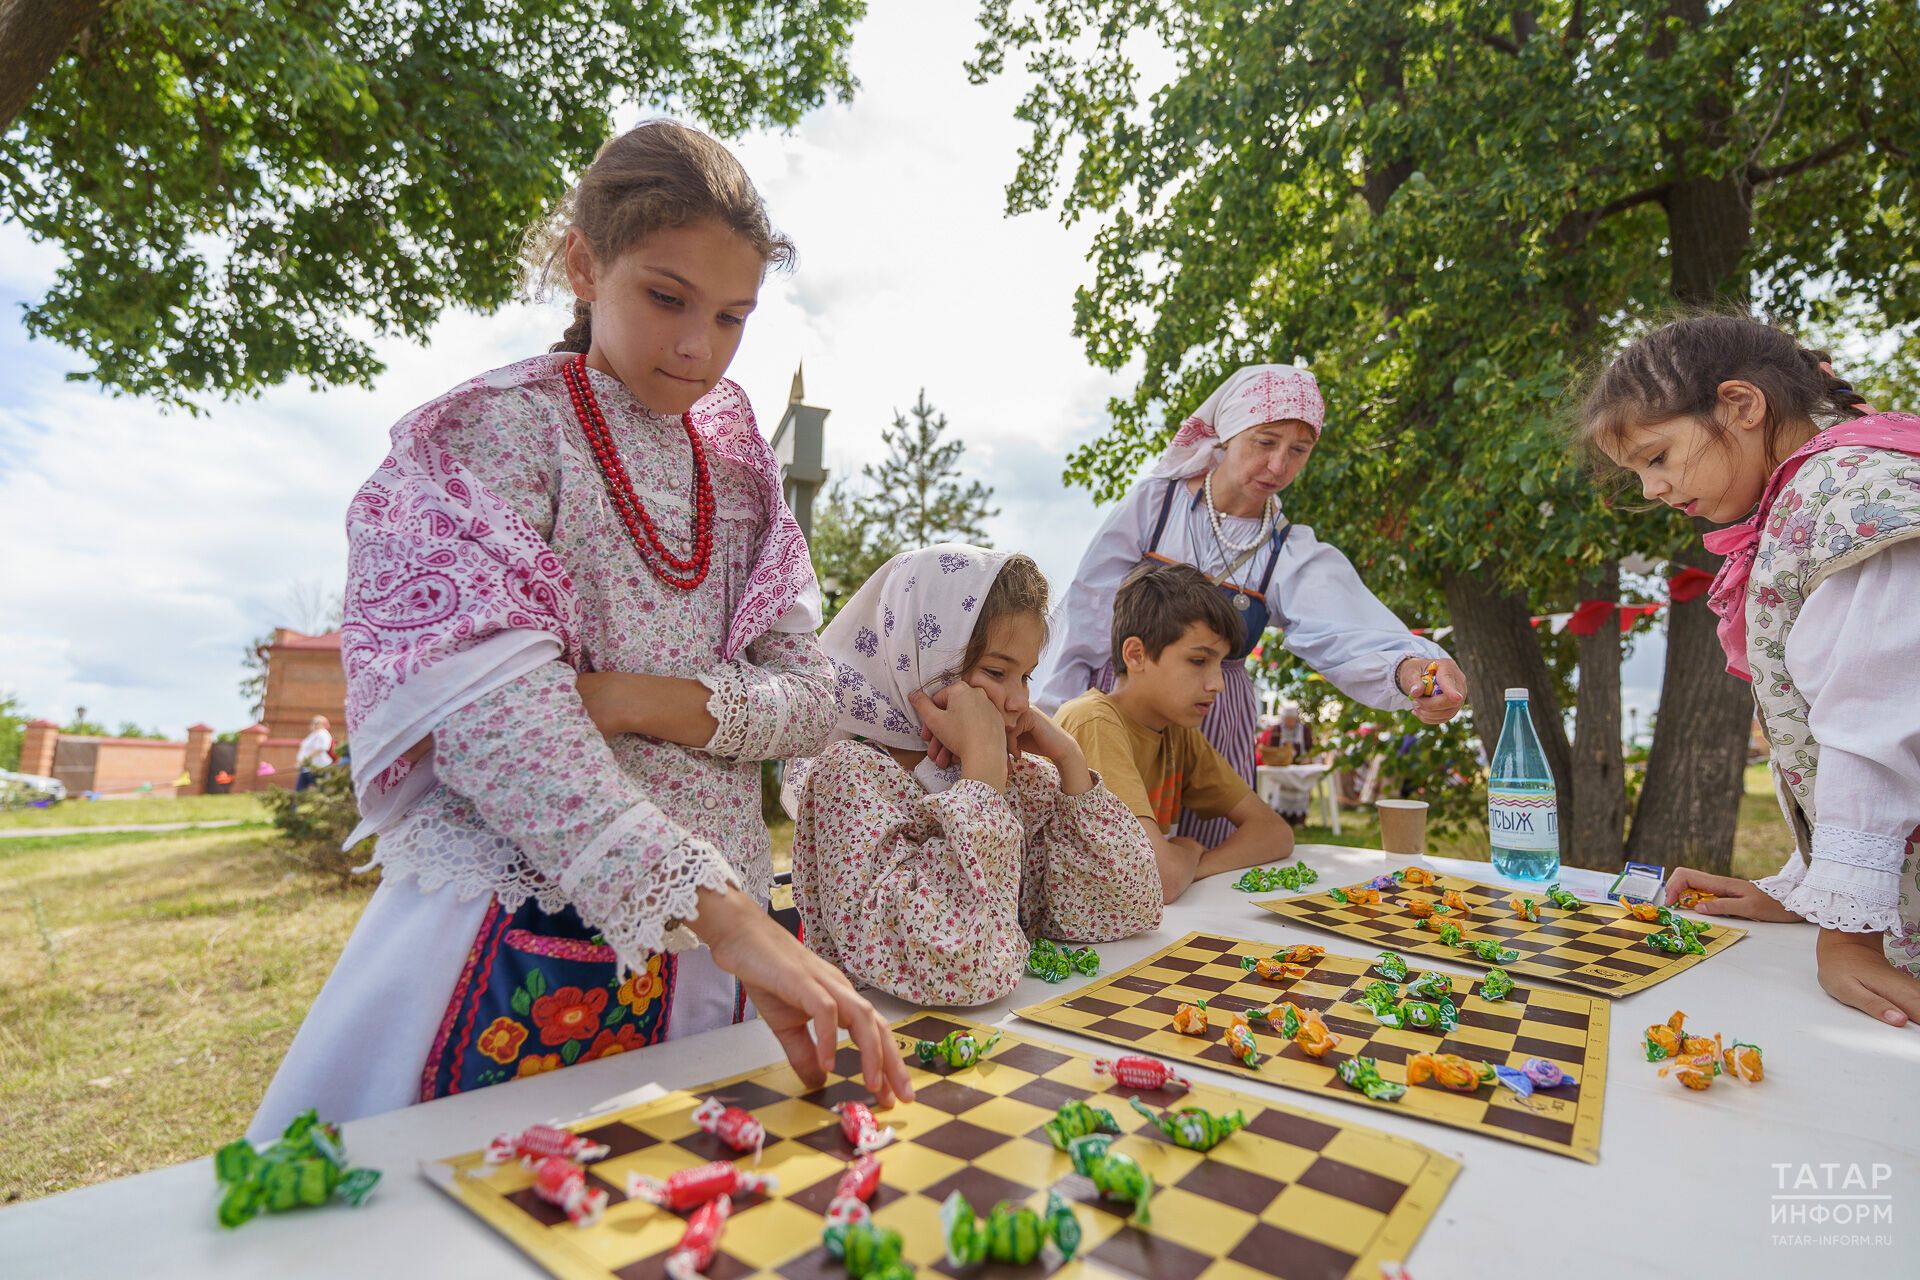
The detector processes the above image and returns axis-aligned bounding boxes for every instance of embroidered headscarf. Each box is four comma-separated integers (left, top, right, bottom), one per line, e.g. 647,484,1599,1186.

340,352,819,844
1701,411,1920,680
1146,364,1327,482
817,544,1012,751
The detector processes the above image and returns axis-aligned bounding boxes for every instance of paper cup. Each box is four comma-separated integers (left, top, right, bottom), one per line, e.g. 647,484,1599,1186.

1376,799,1429,855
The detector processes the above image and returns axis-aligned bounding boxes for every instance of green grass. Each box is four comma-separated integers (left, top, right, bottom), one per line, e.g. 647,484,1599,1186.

0,793,269,830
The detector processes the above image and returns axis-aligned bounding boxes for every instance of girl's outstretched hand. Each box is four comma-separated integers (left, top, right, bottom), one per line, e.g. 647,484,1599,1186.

1817,927,1920,1027
1663,868,1805,923
691,888,915,1106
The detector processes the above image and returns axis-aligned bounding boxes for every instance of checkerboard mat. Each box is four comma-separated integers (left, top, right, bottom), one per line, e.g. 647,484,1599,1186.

1254,872,1743,996
1017,933,1608,1163
427,1014,1458,1280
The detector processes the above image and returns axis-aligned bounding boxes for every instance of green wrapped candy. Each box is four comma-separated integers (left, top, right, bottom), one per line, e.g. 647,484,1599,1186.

941,1190,1079,1267
1025,939,1071,983
1044,1190,1081,1261
1545,883,1583,912
1398,998,1459,1033
1432,921,1465,947
1360,978,1400,1007
1068,946,1101,977
1043,1099,1120,1150
1479,968,1515,1001
1374,951,1409,982
1644,928,1705,956
1128,1095,1245,1151
1066,1134,1154,1225
837,1221,905,1276
915,1027,1003,1069
1232,861,1321,893
1405,970,1453,1002
1337,1056,1408,1102
982,1201,1046,1265
213,1109,378,1229
941,1192,981,1268
1460,938,1519,963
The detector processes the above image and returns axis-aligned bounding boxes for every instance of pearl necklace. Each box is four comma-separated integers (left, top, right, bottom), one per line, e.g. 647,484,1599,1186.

1203,471,1277,555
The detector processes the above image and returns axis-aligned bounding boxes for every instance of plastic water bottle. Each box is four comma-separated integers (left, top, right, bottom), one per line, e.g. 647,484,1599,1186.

1488,687,1559,881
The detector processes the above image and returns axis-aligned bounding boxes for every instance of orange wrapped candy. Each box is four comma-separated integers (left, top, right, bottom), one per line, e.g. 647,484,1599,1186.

1172,999,1209,1036
1333,886,1382,906
1673,889,1719,910
1245,958,1310,983
1618,897,1664,922
1406,1053,1493,1092
1402,898,1441,920
1725,1040,1764,1083
1644,1010,1687,1061
1276,944,1326,965
1661,1051,1719,1090
1400,867,1439,887
1440,890,1472,918
1293,1010,1341,1058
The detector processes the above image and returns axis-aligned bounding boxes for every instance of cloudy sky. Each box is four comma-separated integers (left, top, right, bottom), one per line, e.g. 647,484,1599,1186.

0,1,1662,740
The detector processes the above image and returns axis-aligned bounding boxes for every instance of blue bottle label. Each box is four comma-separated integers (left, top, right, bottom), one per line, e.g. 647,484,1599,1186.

1488,789,1558,851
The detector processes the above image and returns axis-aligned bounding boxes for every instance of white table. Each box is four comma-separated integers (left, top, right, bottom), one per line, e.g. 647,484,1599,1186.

3,845,1914,1278
1255,764,1339,833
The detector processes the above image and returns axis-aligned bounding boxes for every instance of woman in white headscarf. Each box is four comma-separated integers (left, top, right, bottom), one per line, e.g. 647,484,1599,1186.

1039,365,1467,849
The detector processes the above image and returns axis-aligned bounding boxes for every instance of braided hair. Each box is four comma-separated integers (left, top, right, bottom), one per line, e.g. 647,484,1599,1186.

1578,314,1875,472
523,120,795,355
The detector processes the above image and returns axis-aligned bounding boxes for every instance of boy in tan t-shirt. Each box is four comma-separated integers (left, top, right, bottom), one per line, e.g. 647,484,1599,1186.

1057,562,1295,901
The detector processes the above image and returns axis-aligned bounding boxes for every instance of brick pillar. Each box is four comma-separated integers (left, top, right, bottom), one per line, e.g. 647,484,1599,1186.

183,724,215,796
233,724,268,794
21,720,58,778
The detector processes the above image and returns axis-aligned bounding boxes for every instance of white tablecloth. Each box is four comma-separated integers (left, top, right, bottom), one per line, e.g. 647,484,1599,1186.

1256,764,1338,831
2,845,1914,1278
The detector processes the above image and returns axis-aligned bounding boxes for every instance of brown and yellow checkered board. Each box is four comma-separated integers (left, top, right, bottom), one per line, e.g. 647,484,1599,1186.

1017,933,1608,1163
426,1013,1459,1280
1253,872,1743,997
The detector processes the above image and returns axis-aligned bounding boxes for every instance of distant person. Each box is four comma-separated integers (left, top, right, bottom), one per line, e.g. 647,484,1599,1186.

295,716,334,792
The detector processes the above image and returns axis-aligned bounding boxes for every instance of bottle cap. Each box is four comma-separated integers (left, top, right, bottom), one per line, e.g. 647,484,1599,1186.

1504,687,1530,700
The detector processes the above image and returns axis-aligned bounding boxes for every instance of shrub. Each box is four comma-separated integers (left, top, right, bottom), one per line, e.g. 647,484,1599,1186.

261,763,368,885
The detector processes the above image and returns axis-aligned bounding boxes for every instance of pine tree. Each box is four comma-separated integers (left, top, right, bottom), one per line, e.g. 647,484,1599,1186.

853,391,998,550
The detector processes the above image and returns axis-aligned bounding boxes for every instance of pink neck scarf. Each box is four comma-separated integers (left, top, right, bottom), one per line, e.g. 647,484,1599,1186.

1700,411,1920,680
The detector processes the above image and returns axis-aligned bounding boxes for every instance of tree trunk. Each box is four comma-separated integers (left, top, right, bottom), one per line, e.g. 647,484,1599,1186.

1440,569,1574,807
1626,539,1752,871
0,0,116,132
1568,563,1626,869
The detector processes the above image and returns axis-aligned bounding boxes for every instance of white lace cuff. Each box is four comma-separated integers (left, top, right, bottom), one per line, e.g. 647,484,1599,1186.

1760,824,1906,933
561,801,743,972
699,662,758,759
699,650,838,762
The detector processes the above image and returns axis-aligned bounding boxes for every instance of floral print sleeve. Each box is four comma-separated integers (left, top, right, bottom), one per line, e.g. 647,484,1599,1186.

1009,756,1165,943
792,741,1029,1006
700,629,837,762
434,662,741,972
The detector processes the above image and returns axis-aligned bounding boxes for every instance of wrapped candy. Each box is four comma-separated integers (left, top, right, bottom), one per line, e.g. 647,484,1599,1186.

824,1219,905,1277
1645,927,1705,956
1506,895,1540,923
1724,1039,1765,1083
824,1155,883,1227
1617,897,1665,923
1402,897,1445,920
691,1097,767,1162
1460,938,1519,964
1374,950,1410,981
1330,885,1383,905
941,1190,1079,1266
1416,660,1440,698
1128,1095,1246,1150
1274,944,1326,965
1672,888,1719,910
213,1109,380,1229
1660,1051,1720,1091
1366,873,1401,892
1644,1011,1687,1062
1440,889,1472,917
1242,956,1310,982
1544,883,1584,912
1422,921,1465,947
1026,939,1101,983
914,1027,1002,1069
628,1160,776,1210
1223,1012,1262,1067
1369,995,1458,1034
1336,1057,1407,1102
1357,979,1400,1014
532,1156,608,1228
1406,1053,1494,1092
1171,999,1210,1036
1042,1099,1120,1150
1397,867,1440,888
1406,970,1454,1001
1478,968,1515,1001
1493,1057,1577,1100
666,1193,731,1280
832,1101,896,1155
1292,1010,1341,1058
486,1123,612,1167
1092,1055,1191,1093
1233,861,1320,892
1066,1134,1154,1225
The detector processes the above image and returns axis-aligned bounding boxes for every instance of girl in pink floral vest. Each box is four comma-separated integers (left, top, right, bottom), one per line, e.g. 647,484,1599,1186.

1582,314,1920,1029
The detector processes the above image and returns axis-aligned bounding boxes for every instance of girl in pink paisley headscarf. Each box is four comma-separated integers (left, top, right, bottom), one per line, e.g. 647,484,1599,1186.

252,121,911,1137
1582,314,1920,1028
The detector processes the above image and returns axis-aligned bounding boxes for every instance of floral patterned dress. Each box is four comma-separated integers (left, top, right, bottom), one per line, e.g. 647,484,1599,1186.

252,356,832,1137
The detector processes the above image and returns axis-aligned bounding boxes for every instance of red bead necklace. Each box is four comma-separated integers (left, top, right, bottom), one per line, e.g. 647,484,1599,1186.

562,353,714,591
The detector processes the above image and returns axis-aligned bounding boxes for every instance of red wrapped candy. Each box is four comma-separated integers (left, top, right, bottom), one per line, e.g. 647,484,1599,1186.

627,1160,776,1211
824,1154,883,1226
531,1156,607,1228
1092,1055,1192,1093
486,1123,612,1167
665,1193,732,1280
691,1096,766,1163
831,1101,895,1155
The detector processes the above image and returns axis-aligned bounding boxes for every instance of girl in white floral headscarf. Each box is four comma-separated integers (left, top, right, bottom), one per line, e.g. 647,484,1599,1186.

789,544,1162,1006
